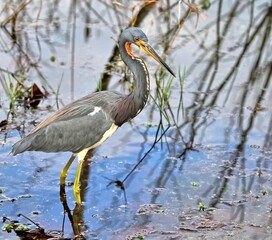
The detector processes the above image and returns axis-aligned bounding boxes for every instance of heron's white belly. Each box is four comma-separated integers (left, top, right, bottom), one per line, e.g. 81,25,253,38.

76,123,118,160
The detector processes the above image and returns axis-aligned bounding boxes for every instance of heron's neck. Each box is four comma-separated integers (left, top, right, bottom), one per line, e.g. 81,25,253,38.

111,41,150,126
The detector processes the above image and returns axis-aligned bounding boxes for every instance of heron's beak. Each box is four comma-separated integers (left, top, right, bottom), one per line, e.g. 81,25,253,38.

136,40,176,77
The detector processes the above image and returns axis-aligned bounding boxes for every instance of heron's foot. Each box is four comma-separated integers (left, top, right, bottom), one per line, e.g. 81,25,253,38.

60,170,67,186
73,183,82,204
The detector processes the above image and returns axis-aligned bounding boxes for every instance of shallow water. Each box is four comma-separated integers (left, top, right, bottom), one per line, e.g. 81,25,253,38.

0,1,272,239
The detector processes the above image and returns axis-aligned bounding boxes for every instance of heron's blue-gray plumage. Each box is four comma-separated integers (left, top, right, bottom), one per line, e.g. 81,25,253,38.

12,27,164,155
12,91,123,154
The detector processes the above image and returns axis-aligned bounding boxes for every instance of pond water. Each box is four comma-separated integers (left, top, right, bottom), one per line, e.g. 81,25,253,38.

0,1,272,239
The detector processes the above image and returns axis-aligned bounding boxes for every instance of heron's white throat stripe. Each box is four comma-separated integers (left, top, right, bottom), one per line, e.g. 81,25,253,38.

88,106,101,116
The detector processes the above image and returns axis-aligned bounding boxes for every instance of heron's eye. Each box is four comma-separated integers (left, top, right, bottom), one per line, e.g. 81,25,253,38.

134,37,139,42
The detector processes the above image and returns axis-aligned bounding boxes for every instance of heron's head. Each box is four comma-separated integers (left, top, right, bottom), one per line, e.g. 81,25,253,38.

121,27,176,77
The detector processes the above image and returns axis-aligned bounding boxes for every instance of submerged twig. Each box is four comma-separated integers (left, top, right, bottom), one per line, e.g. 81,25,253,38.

0,0,32,27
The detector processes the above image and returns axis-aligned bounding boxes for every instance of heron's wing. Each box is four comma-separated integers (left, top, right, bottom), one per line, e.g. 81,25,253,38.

12,91,123,154
29,91,123,134
29,103,97,134
12,106,116,154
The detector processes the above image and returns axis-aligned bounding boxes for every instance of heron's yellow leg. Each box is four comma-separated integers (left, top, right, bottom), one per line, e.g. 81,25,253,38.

73,149,89,204
60,154,76,185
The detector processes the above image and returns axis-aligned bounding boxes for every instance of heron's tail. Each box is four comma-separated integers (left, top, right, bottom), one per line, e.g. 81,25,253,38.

12,135,35,155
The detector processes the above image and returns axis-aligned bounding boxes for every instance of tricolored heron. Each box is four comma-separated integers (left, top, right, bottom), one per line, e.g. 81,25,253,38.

12,27,175,204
